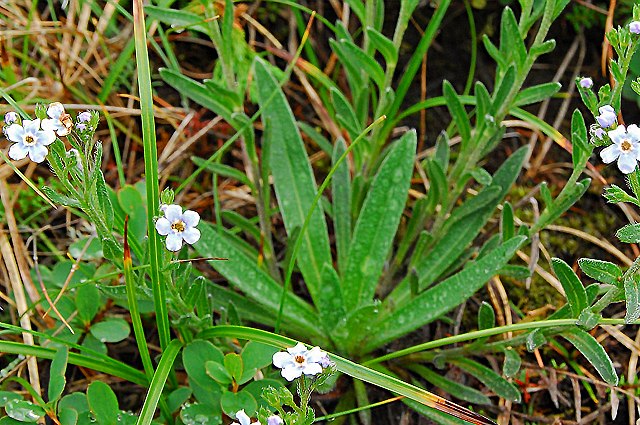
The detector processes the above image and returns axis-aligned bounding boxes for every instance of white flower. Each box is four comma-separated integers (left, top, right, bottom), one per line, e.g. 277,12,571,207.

267,415,283,425
272,343,327,381
42,102,71,136
596,105,617,128
5,119,56,163
4,111,17,125
579,77,593,89
600,124,640,174
630,21,640,34
155,204,200,251
232,410,260,425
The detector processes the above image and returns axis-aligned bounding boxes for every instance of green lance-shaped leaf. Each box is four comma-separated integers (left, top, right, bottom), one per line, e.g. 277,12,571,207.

561,327,618,385
499,7,527,69
253,57,333,313
451,357,521,402
48,346,68,402
366,27,398,65
331,87,362,141
194,223,325,342
342,131,416,310
578,258,622,286
551,258,588,318
571,109,591,169
144,5,208,34
334,39,386,88
443,81,471,151
367,236,525,352
624,275,640,324
514,82,561,106
502,347,521,378
409,364,491,405
332,139,352,275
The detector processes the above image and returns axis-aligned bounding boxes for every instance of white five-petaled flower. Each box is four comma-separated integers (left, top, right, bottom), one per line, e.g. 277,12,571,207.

5,119,56,163
155,204,201,251
579,77,593,89
232,410,260,425
600,124,640,174
596,105,617,128
272,343,328,381
630,21,640,34
42,102,71,136
4,111,17,125
267,415,283,425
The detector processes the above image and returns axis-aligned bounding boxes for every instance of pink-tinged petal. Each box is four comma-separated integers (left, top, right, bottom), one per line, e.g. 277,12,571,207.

281,366,302,381
287,342,308,355
182,210,200,227
272,351,293,368
600,145,620,164
302,362,323,376
165,233,183,251
22,119,40,133
8,143,28,160
163,204,183,221
47,102,65,119
38,129,57,145
5,124,25,143
182,227,200,244
155,217,172,235
618,154,638,174
28,144,48,163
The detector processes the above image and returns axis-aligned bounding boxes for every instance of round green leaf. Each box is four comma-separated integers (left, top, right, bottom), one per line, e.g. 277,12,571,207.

89,318,130,343
205,361,232,386
87,381,119,425
180,403,221,425
76,284,101,324
0,391,23,407
5,400,45,422
183,340,225,388
220,391,257,417
223,353,243,382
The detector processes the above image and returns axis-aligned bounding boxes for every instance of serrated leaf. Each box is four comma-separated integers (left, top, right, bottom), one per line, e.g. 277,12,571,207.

561,327,618,385
578,258,621,285
452,358,521,402
551,258,588,317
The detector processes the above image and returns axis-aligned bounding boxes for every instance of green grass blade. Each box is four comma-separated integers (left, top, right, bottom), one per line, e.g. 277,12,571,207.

136,339,183,425
133,0,170,351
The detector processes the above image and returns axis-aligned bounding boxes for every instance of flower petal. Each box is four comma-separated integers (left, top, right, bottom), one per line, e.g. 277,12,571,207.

628,124,640,141
182,227,200,244
8,143,28,160
287,342,308,355
47,102,65,119
182,210,200,227
164,204,183,222
272,352,293,368
37,129,57,146
618,153,638,174
302,362,323,376
235,410,250,425
28,144,48,163
5,124,25,143
155,217,172,235
306,346,325,363
41,118,57,132
608,126,626,144
281,366,302,381
22,119,40,133
600,145,620,164
165,233,184,251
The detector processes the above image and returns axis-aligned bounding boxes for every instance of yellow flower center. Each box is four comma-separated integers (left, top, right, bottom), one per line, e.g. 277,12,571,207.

24,135,35,146
171,220,186,232
622,140,633,152
294,355,305,365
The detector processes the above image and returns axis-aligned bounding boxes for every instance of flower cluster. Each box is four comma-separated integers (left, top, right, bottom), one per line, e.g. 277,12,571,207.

155,204,201,251
272,342,332,381
2,103,93,164
231,410,283,425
